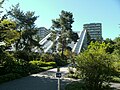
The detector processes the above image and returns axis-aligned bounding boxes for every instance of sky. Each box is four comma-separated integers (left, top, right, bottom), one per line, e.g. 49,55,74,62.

2,0,120,40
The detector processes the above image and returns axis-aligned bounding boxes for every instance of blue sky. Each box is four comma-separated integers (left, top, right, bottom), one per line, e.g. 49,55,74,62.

2,0,120,39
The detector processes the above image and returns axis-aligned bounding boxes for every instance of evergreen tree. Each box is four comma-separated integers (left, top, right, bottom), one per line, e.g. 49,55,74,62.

51,10,78,59
7,4,40,51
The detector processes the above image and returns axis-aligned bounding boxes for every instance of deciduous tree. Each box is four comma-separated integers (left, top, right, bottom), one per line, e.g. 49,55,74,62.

76,41,118,89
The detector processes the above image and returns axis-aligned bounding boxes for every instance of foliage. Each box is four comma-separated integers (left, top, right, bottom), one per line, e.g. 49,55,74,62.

40,53,54,62
104,38,114,44
112,36,120,74
29,61,56,67
0,51,16,73
64,49,72,59
13,50,39,61
113,36,120,55
53,52,68,66
0,3,73,84
75,41,118,90
65,81,87,90
51,10,78,59
0,73,21,84
0,19,20,46
86,30,91,44
65,81,113,90
111,76,120,83
7,4,40,51
67,73,80,79
0,0,5,13
0,61,40,83
104,38,115,53
0,59,56,83
48,30,57,52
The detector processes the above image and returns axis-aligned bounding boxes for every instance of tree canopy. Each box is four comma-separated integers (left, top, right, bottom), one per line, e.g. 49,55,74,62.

7,4,40,51
51,10,78,58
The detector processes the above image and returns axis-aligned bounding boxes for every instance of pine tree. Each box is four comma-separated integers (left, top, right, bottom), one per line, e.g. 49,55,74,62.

51,10,78,59
7,4,40,51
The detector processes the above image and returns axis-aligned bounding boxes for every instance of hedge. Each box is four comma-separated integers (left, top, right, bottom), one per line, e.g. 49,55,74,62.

29,61,56,67
0,73,22,84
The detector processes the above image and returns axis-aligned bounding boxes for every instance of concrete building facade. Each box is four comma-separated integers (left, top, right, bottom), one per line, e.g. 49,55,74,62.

37,27,50,39
83,23,102,40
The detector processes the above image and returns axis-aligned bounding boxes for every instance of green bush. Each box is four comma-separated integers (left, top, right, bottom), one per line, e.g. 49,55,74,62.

67,73,80,79
40,66,53,71
75,42,119,90
2,59,29,76
0,61,43,83
65,81,87,90
0,73,21,84
0,66,6,75
111,76,120,83
40,53,54,62
54,53,68,66
12,61,44,75
3,59,42,77
0,52,57,83
11,64,29,76
14,51,40,61
29,61,56,67
0,51,17,75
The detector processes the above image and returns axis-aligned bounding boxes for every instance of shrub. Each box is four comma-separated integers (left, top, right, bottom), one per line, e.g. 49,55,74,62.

111,76,120,83
0,73,21,84
11,64,29,76
29,61,56,67
14,50,29,61
67,73,80,79
65,81,87,90
14,51,39,61
75,42,118,90
28,64,42,74
0,51,17,74
0,66,6,75
40,53,54,62
54,53,68,66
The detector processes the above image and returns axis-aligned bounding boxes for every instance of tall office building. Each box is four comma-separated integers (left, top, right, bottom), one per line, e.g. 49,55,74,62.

83,23,102,40
37,27,50,38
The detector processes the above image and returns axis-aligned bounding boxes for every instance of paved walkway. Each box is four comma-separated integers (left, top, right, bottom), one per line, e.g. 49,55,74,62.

110,83,120,90
0,66,75,90
32,66,69,78
0,66,120,90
